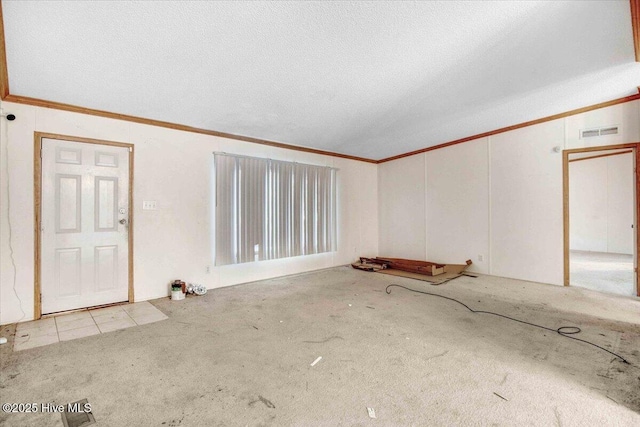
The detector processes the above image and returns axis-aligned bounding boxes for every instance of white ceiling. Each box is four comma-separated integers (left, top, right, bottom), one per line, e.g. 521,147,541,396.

3,1,640,160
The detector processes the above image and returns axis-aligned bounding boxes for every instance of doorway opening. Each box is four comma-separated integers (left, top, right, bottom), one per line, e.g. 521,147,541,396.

34,132,135,319
563,143,639,297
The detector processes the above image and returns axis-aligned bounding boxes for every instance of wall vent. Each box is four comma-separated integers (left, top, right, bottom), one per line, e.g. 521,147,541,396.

599,126,619,136
580,125,619,138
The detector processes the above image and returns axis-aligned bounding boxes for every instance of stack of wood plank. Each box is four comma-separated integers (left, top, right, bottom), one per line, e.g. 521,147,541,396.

351,256,473,284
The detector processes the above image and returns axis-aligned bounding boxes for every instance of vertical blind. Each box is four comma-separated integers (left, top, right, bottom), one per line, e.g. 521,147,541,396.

214,153,336,266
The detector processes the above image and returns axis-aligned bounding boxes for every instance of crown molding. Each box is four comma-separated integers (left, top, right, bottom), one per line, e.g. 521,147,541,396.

2,0,639,164
377,93,640,163
3,94,378,164
0,1,10,99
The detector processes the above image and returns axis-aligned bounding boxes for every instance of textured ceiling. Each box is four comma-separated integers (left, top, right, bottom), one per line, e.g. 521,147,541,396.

3,1,640,160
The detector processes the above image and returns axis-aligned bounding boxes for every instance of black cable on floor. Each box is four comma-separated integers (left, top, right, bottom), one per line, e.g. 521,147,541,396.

385,284,630,365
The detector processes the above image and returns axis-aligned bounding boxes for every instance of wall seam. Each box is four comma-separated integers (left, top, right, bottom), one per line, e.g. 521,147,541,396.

563,117,568,285
487,136,492,275
606,157,611,253
424,153,428,261
377,162,381,256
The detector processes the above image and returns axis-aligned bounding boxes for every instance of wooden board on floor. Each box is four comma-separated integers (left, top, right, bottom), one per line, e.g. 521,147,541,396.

351,257,472,285
376,268,463,285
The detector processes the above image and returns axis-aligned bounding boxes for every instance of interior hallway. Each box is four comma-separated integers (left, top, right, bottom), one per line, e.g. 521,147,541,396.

1,267,639,426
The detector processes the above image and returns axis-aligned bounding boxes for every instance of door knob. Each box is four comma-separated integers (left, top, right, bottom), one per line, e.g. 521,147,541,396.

119,219,127,224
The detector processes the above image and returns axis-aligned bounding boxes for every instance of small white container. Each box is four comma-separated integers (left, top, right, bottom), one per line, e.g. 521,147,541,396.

171,290,185,301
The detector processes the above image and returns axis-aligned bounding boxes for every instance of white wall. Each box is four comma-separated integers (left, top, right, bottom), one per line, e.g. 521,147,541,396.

570,153,634,254
565,102,640,150
490,120,565,285
379,100,640,285
607,153,635,255
0,101,379,325
426,138,490,274
3,99,637,325
377,154,426,260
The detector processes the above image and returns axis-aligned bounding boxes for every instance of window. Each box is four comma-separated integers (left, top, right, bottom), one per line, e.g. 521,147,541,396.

214,153,336,266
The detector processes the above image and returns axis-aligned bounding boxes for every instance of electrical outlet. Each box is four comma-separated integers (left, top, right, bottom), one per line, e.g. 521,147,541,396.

478,255,484,262
142,200,157,210
206,265,211,274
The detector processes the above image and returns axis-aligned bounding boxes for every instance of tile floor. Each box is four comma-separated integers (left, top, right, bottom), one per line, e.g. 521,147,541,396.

13,301,168,351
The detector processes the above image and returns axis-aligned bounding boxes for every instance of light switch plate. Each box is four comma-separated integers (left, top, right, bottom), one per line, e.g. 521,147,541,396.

142,200,157,210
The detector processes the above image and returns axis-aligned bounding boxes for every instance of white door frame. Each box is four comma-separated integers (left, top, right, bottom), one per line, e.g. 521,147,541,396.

563,142,639,297
34,132,135,319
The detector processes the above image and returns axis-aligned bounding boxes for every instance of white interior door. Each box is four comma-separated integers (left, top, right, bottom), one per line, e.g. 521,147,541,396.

41,138,130,314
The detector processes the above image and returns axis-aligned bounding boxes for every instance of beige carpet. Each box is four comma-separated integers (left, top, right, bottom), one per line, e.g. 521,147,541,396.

1,267,639,425
570,250,635,296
